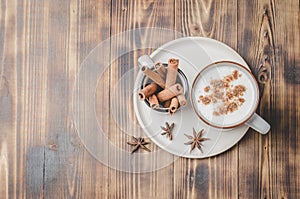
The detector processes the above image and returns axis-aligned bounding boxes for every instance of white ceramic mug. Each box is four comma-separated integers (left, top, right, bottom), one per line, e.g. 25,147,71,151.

191,61,270,134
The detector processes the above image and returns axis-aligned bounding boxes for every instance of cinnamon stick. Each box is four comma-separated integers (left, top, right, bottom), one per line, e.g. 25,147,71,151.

163,100,171,108
148,94,159,109
165,58,179,88
169,97,179,115
138,82,158,100
154,62,166,79
141,66,165,89
176,93,187,107
157,83,183,103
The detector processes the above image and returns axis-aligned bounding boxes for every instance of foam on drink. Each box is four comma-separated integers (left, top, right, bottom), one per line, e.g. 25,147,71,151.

192,62,259,128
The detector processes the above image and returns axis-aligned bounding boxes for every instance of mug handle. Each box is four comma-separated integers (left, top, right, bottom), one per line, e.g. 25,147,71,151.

245,113,270,134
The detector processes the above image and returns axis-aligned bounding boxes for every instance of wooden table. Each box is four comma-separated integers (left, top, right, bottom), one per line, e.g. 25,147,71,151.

0,0,299,198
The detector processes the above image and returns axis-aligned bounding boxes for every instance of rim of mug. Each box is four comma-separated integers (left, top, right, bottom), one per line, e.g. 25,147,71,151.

190,60,260,129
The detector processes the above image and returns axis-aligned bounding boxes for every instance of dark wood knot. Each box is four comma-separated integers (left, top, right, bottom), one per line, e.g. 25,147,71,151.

191,23,201,33
258,64,270,84
194,25,200,31
264,55,269,61
48,143,59,151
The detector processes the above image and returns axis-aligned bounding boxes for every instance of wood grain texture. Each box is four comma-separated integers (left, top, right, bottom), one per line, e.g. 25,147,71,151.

237,1,273,198
269,0,300,198
0,0,299,198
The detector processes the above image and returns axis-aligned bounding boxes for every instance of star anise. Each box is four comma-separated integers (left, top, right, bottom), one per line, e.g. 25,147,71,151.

161,122,175,140
127,136,151,153
184,128,209,153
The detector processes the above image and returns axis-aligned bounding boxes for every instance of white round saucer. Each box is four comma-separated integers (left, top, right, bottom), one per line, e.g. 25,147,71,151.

133,37,250,158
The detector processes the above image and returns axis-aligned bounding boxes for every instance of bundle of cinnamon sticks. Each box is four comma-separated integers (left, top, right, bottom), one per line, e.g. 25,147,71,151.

138,58,187,115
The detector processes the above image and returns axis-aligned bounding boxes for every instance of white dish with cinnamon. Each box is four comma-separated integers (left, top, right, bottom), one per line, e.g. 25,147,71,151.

133,37,270,158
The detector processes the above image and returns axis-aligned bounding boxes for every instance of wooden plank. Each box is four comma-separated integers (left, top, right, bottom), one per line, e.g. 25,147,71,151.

43,0,75,197
174,0,239,198
108,0,176,198
269,0,300,198
236,1,272,198
71,0,111,198
43,0,111,198
0,0,28,198
16,1,50,198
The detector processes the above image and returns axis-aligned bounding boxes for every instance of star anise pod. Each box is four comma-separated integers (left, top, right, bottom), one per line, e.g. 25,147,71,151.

127,136,151,153
184,128,209,153
161,122,175,140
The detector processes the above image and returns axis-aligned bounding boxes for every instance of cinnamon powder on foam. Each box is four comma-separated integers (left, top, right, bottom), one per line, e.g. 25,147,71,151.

198,70,246,116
